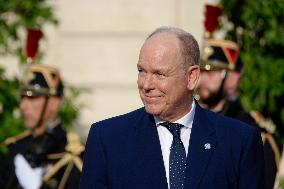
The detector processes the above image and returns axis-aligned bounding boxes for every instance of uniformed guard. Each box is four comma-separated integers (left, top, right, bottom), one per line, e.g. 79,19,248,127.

196,37,280,189
0,64,83,189
196,39,249,121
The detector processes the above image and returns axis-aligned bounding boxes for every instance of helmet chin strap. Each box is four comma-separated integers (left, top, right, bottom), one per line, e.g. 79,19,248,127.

33,96,49,132
201,70,227,109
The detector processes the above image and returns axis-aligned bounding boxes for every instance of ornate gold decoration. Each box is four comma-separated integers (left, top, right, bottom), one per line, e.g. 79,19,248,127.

250,110,276,134
0,130,32,146
43,132,84,189
21,70,35,87
202,45,214,61
261,132,281,169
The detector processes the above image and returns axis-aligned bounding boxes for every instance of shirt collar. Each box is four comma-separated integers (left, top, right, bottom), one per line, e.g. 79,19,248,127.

46,118,61,131
154,100,196,129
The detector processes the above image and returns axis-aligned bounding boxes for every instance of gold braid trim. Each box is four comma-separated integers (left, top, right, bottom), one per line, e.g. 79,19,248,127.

43,153,83,183
250,110,276,134
73,156,83,172
43,154,72,182
261,132,281,169
47,153,65,159
0,130,31,146
58,162,74,189
43,132,84,185
273,150,284,189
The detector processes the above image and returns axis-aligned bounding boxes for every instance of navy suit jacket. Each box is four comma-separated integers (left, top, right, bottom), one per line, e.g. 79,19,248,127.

80,104,265,189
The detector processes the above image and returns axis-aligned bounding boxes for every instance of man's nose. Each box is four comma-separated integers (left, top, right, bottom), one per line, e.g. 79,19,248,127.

143,74,155,90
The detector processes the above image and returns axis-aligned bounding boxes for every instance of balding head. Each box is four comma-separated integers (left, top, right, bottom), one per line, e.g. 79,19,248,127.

144,26,200,70
137,26,200,121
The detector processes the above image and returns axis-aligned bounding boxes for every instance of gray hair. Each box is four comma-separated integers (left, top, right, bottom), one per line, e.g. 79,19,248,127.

146,26,200,70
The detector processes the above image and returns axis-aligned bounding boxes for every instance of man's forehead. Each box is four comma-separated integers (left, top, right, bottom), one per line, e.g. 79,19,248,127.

137,60,171,71
139,44,169,62
140,34,181,60
144,32,179,48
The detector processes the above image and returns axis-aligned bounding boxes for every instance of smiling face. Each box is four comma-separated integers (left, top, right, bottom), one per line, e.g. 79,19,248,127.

137,33,199,121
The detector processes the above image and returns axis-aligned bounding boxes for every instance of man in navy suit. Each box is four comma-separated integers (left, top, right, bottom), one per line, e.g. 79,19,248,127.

80,26,265,189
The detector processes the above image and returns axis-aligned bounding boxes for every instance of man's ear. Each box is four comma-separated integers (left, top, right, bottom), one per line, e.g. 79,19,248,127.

186,65,200,91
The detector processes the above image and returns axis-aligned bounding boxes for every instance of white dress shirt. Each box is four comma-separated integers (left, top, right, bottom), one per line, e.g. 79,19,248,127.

154,100,196,188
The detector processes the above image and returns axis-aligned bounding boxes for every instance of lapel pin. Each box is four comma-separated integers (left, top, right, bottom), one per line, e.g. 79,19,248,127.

204,143,211,150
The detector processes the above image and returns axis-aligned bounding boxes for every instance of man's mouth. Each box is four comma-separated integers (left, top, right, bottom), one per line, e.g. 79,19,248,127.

143,95,161,102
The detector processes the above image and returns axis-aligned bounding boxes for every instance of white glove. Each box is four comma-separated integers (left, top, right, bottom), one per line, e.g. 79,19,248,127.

14,154,44,189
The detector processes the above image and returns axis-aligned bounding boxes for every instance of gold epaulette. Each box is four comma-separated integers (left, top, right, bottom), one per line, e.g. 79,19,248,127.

250,110,276,134
43,132,84,189
261,132,281,169
65,132,85,156
0,130,32,146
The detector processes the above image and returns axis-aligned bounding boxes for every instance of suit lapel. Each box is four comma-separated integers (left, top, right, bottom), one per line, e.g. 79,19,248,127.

184,104,217,189
130,110,168,188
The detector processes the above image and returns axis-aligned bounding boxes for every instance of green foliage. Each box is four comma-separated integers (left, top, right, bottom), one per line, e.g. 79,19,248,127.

280,179,284,189
59,85,89,130
0,66,24,154
0,0,57,56
219,2,284,186
0,0,58,155
0,0,83,156
219,0,284,136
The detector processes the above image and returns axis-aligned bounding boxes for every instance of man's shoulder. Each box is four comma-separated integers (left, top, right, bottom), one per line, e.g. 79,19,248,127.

198,108,262,151
92,107,147,129
87,107,148,140
0,130,32,147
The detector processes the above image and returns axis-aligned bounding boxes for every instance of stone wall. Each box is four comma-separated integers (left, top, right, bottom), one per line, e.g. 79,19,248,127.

1,0,206,138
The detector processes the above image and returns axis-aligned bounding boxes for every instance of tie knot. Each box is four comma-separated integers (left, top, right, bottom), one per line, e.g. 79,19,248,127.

160,122,183,138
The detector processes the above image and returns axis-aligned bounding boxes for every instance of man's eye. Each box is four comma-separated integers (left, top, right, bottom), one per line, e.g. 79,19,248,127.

156,72,166,79
138,69,144,74
138,69,147,77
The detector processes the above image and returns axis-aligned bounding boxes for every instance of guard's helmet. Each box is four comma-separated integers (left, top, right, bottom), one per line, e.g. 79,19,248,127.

20,64,64,97
201,39,242,72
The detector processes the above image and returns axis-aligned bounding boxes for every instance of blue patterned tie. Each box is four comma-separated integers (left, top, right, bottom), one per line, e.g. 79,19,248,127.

161,122,186,189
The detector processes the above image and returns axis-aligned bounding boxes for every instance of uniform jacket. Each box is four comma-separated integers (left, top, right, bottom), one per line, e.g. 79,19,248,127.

80,103,265,189
0,123,81,189
220,98,255,125
221,99,279,189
